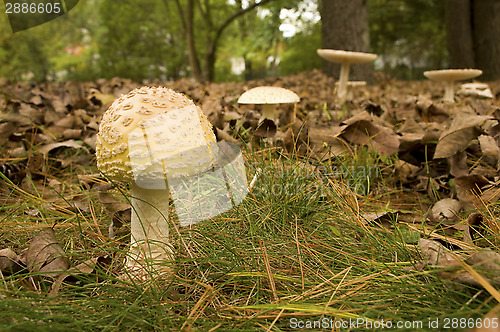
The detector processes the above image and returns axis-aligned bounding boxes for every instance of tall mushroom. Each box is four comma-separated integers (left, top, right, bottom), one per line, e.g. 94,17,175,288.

423,69,483,103
237,86,300,137
96,86,218,276
317,49,377,101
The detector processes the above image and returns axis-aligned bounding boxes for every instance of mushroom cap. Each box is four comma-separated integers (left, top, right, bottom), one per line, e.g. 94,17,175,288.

459,83,494,98
237,86,300,105
335,81,367,87
317,49,377,64
423,69,482,81
96,86,218,183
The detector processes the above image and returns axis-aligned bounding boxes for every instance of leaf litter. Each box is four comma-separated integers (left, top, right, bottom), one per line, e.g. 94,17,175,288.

0,71,499,311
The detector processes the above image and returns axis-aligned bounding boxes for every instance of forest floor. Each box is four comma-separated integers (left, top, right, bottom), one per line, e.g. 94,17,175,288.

0,71,499,331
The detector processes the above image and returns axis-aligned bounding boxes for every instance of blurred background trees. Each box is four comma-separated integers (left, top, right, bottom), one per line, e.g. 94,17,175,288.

0,0,498,83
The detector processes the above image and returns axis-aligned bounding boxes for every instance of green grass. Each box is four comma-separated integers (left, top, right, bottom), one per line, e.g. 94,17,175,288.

0,147,499,331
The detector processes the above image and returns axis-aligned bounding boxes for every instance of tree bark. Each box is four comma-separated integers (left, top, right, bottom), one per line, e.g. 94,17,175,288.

445,0,474,69
472,0,500,80
445,0,500,80
186,0,203,81
320,0,372,81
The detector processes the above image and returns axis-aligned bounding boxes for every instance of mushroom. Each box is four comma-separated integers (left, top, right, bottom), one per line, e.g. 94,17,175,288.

334,81,367,101
423,69,483,103
317,49,377,101
237,86,300,137
96,86,218,277
458,83,493,99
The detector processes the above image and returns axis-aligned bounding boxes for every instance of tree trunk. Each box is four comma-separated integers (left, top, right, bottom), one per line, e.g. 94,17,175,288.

201,0,272,82
186,0,203,81
445,0,474,68
445,0,500,80
472,0,500,80
320,0,372,81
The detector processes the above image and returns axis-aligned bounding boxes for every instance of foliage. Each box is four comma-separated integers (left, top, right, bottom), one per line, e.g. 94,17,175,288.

97,0,186,81
0,0,473,82
368,0,447,79
279,21,321,76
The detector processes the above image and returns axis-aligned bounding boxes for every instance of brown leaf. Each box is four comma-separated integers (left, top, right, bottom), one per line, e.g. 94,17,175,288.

62,129,82,139
448,151,469,177
0,248,25,274
49,255,112,296
466,250,500,282
434,114,491,159
419,238,461,268
420,238,500,287
393,160,420,184
38,139,89,156
215,128,239,143
416,97,449,123
454,175,500,209
341,120,400,155
429,198,461,223
254,119,277,138
0,121,20,141
26,228,70,278
54,114,76,129
18,103,43,124
98,192,131,215
479,134,500,168
98,192,131,239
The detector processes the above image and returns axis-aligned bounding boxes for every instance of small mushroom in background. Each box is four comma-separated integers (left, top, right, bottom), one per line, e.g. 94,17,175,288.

458,83,494,99
335,81,367,101
317,49,377,101
423,69,483,103
96,86,218,278
237,86,300,138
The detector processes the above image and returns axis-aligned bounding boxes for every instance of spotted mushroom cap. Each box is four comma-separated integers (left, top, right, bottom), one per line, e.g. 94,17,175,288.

237,86,300,105
96,86,218,184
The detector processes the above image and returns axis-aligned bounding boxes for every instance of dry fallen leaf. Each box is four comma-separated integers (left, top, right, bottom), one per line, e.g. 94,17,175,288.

98,192,131,239
429,198,461,223
26,228,70,278
0,248,25,274
434,114,492,159
419,238,461,268
37,139,89,156
419,238,500,287
50,255,112,296
341,119,400,155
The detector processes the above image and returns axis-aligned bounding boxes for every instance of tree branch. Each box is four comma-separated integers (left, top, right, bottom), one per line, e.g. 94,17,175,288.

213,0,274,44
169,0,186,32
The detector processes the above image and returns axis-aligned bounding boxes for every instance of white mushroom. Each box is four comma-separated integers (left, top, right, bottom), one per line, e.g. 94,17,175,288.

334,81,367,101
96,86,218,277
458,83,493,99
237,86,300,137
317,49,377,101
423,69,483,103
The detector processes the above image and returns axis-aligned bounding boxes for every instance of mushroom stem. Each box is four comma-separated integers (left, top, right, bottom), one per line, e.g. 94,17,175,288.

337,63,351,101
443,81,455,103
261,104,275,122
128,182,173,273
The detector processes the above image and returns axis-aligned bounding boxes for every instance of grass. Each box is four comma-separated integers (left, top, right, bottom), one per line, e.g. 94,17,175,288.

0,145,499,331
